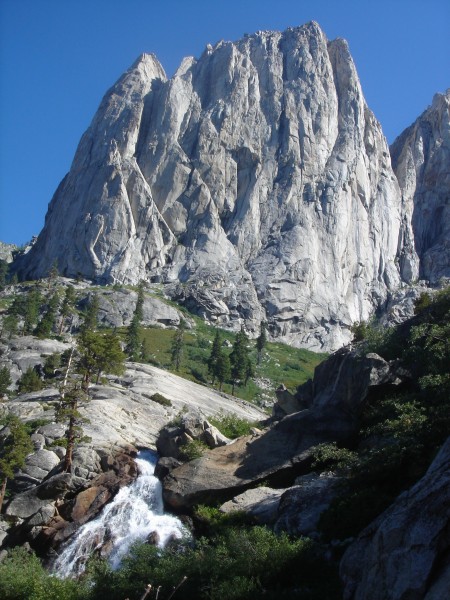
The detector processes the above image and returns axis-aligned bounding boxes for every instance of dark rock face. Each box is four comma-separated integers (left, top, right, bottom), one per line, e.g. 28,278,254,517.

274,473,341,538
340,436,450,600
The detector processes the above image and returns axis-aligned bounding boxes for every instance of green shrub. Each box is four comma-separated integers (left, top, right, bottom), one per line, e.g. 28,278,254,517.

209,412,257,439
17,367,43,393
311,442,359,473
0,547,89,600
150,392,172,407
180,439,208,461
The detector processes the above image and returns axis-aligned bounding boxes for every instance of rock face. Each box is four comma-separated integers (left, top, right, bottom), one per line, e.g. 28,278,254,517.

390,89,450,284
15,22,423,351
340,436,450,600
162,347,408,510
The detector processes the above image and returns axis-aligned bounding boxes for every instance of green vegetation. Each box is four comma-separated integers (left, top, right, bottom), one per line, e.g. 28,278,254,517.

0,415,33,511
0,547,86,600
17,367,43,393
209,412,257,439
139,317,324,405
179,438,208,461
0,366,12,397
150,392,172,407
91,527,340,600
77,330,125,386
315,287,450,541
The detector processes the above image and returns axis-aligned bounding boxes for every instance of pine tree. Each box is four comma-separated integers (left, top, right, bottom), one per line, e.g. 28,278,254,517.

77,330,125,387
126,282,146,360
230,326,250,394
48,260,59,287
0,415,33,511
1,314,18,339
17,367,43,393
0,366,12,397
0,259,8,291
56,380,89,473
256,321,267,365
207,330,222,384
34,293,59,338
59,285,76,334
23,289,43,335
216,350,231,391
170,320,186,371
244,356,255,385
81,293,99,333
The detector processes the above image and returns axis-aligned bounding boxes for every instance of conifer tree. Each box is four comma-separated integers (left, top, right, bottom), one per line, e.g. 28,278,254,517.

256,321,267,365
207,330,222,384
17,367,43,393
0,260,8,291
56,380,89,473
230,326,250,394
23,289,43,335
0,367,12,397
126,282,146,360
81,293,99,333
0,415,32,511
216,350,231,391
1,314,18,339
59,285,76,334
34,293,59,338
171,320,186,371
77,330,125,387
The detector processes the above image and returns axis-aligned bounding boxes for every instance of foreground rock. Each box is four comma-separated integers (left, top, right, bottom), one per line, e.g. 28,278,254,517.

220,487,284,525
340,436,450,600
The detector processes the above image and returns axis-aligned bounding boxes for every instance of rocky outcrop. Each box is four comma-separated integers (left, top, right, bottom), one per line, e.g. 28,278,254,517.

15,22,416,351
340,436,450,600
162,347,408,510
391,89,450,284
220,487,284,525
274,472,341,538
156,410,231,460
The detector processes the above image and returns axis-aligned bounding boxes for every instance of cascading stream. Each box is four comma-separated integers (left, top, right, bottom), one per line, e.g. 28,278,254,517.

52,450,187,578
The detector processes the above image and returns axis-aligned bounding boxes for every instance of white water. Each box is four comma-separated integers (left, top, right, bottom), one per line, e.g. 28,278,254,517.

52,451,187,578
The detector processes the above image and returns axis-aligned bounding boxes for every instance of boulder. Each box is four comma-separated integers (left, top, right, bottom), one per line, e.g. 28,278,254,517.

220,487,285,525
340,436,450,600
274,473,341,538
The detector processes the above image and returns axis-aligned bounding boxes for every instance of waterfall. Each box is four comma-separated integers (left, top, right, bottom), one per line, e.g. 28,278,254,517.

52,450,187,578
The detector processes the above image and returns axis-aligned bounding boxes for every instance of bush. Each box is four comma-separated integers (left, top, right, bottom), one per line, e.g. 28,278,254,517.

209,412,257,439
17,367,43,393
150,392,172,407
0,547,88,600
180,439,208,461
311,442,359,473
90,528,341,600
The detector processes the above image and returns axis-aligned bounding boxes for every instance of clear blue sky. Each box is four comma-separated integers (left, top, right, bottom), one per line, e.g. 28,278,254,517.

1,0,449,246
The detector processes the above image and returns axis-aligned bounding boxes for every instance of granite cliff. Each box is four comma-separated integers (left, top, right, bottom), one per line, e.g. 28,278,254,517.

13,23,449,350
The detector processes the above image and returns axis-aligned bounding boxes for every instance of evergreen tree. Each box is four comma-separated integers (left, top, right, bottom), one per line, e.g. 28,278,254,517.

81,293,99,333
0,259,8,291
135,281,145,322
59,285,76,334
17,367,43,393
77,330,125,386
244,355,255,385
126,282,146,360
1,314,18,339
207,329,222,384
230,326,250,394
0,415,33,511
170,320,186,371
48,260,59,287
256,321,267,365
216,350,231,391
56,379,89,473
23,289,43,334
0,367,12,397
43,353,61,379
34,293,59,338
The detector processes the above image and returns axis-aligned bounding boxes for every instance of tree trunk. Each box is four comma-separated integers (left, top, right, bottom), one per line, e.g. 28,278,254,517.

96,369,102,384
64,414,76,473
0,477,7,513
